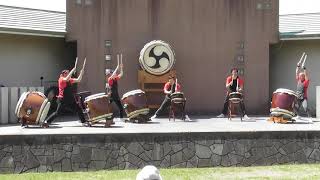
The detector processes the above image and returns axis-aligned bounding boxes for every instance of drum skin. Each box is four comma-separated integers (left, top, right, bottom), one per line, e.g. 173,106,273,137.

229,92,242,99
122,90,149,119
16,92,47,125
228,92,243,103
85,93,113,122
139,40,175,76
270,89,297,118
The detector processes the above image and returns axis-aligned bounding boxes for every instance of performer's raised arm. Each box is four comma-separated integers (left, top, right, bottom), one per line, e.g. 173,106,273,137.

118,54,124,78
62,68,75,81
163,83,171,94
303,67,309,81
111,55,120,78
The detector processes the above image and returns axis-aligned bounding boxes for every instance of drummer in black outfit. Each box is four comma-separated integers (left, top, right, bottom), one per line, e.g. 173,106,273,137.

106,55,125,120
217,68,249,119
42,58,87,127
151,75,189,119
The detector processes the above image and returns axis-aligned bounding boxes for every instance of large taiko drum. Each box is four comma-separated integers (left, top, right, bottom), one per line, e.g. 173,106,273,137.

139,40,176,76
15,91,51,125
84,93,113,123
122,89,149,119
270,88,297,119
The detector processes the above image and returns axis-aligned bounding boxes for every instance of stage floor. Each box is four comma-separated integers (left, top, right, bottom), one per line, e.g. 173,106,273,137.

0,116,318,136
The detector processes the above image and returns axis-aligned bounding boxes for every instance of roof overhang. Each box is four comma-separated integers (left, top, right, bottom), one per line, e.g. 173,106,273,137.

280,34,320,40
0,27,65,38
280,30,320,40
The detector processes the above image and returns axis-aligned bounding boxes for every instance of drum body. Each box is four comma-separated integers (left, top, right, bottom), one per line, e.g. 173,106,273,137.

122,89,149,119
84,93,113,122
229,92,243,103
270,88,297,118
15,91,51,125
170,92,186,103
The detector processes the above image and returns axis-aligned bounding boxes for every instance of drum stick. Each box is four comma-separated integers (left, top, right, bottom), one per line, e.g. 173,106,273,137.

298,52,305,65
175,78,178,92
120,53,123,65
75,57,78,68
236,79,239,91
82,58,86,70
117,54,120,66
302,54,307,68
73,57,78,74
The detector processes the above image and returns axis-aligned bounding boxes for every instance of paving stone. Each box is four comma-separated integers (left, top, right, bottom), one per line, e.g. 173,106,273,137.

14,162,24,173
171,151,184,165
2,146,12,152
79,147,92,164
0,156,14,168
309,149,320,161
195,144,211,159
89,161,106,170
72,145,80,155
127,143,144,156
52,162,61,171
211,154,221,166
182,147,195,161
171,144,183,153
198,158,211,167
91,148,108,161
211,144,223,156
62,158,72,172
38,165,48,172
53,149,66,162
31,149,45,156
22,150,40,170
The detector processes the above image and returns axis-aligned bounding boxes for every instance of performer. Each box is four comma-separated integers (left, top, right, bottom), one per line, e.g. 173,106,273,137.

151,75,189,119
105,54,125,120
295,53,310,118
217,68,249,119
43,58,86,127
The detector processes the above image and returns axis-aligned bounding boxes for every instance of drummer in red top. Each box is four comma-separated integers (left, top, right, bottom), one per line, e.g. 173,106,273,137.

105,57,125,120
151,75,182,119
217,68,249,119
43,58,86,127
295,60,310,117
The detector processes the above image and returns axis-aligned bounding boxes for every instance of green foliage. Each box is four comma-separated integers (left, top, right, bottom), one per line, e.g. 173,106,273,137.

1,164,320,180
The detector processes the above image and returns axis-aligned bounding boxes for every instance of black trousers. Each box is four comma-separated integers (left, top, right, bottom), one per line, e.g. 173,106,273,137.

222,94,246,115
110,98,124,118
45,98,86,124
155,97,171,116
295,98,310,117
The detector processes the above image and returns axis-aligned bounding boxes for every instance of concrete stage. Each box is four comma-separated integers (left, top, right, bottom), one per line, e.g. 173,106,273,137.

1,116,320,173
0,116,318,135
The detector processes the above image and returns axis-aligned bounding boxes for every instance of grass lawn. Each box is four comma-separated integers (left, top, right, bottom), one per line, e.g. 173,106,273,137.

1,164,320,180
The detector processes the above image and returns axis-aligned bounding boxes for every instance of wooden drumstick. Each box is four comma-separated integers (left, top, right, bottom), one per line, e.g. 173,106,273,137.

82,58,86,70
302,54,307,68
120,53,123,65
73,57,78,74
74,57,78,68
117,54,120,66
175,78,178,92
236,79,239,91
298,52,305,66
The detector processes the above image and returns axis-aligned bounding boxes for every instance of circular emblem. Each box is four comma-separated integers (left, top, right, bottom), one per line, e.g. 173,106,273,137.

139,40,175,75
